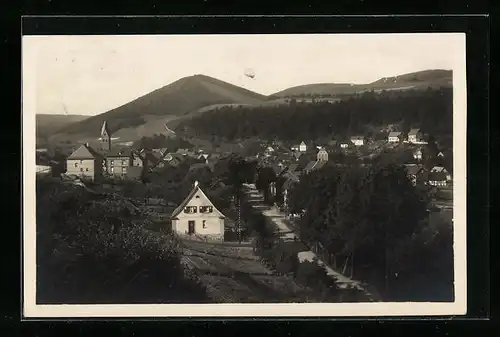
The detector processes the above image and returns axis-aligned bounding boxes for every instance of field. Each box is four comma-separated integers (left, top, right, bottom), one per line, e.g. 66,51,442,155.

179,239,319,303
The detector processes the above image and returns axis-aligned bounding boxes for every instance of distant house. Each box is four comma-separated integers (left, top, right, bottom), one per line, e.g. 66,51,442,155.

291,144,299,151
66,143,104,181
317,148,329,162
265,146,275,154
408,128,423,144
388,131,402,143
340,143,349,149
428,171,449,187
152,148,168,156
413,148,423,161
430,166,452,181
170,181,225,241
437,151,445,158
36,165,52,176
299,141,307,152
105,148,132,178
163,153,181,167
350,136,365,147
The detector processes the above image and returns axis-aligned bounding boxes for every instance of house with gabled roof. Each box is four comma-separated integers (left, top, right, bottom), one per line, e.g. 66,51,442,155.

66,143,104,181
388,131,402,143
105,148,132,178
299,141,307,152
408,128,422,144
350,136,365,146
171,181,226,241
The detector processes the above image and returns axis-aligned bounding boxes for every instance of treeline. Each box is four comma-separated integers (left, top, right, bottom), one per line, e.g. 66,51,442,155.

180,88,452,142
286,164,454,302
133,133,194,151
36,178,209,304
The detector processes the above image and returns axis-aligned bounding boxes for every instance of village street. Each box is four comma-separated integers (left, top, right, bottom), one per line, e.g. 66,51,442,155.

241,183,378,300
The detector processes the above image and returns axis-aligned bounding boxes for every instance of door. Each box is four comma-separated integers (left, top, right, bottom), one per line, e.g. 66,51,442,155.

188,221,195,235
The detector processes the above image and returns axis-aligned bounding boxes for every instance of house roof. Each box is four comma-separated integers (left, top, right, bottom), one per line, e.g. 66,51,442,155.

152,148,168,156
431,166,448,173
404,164,424,176
388,131,402,137
303,161,317,172
408,128,420,136
299,141,306,146
67,144,102,160
171,183,225,219
351,136,364,141
106,147,132,158
428,171,448,181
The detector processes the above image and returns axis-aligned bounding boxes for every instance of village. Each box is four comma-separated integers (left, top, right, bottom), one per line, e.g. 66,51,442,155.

35,119,453,303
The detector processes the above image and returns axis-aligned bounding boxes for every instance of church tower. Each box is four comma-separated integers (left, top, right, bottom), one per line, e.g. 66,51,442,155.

100,121,112,152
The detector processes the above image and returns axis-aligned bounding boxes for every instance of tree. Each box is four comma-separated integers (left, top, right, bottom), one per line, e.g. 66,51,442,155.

256,167,277,204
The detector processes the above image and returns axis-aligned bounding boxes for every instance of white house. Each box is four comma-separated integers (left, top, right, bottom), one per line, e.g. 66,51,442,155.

413,148,423,161
299,141,307,152
350,136,365,147
388,131,402,143
317,148,329,162
430,166,452,181
340,143,349,149
170,181,226,241
408,128,422,144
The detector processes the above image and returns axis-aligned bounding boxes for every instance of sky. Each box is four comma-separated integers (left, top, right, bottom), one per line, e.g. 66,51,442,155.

23,33,465,116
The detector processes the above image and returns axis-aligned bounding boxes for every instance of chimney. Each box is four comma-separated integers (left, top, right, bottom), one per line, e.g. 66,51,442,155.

85,142,89,147
194,181,199,188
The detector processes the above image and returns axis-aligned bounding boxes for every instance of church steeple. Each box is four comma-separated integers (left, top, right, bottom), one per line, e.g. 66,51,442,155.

100,121,112,152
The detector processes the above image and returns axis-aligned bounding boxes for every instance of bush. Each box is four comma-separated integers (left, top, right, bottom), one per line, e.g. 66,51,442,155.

36,180,209,304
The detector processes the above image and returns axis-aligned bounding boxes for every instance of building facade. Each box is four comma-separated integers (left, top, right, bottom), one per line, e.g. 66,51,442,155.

66,144,104,181
171,181,226,241
388,131,402,143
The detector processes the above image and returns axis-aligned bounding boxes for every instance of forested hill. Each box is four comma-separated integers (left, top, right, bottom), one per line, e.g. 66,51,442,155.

178,87,453,144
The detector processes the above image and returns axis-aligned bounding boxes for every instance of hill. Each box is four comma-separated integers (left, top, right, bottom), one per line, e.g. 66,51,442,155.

271,69,452,98
49,74,267,144
36,114,89,146
178,87,453,145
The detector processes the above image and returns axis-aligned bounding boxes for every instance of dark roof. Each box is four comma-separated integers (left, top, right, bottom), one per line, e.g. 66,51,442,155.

171,184,225,219
67,144,103,160
408,128,420,135
428,171,448,181
351,136,364,141
404,164,424,176
303,161,317,172
388,131,402,137
106,148,132,158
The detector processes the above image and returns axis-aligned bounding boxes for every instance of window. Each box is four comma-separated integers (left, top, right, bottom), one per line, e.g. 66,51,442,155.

80,168,83,172
74,163,78,167
199,206,213,213
122,167,127,173
184,206,197,214
86,168,89,172
110,160,114,165
110,167,114,174
202,220,207,229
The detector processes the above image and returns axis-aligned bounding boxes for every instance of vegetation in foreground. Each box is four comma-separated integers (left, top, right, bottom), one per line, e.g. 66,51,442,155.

36,179,209,304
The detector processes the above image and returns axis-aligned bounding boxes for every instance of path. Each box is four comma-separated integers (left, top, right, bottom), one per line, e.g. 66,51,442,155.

241,183,378,300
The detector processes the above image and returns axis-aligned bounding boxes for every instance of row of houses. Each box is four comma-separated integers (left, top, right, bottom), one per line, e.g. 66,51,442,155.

62,121,222,182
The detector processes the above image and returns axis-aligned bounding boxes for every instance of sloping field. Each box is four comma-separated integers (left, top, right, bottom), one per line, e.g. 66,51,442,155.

180,240,318,303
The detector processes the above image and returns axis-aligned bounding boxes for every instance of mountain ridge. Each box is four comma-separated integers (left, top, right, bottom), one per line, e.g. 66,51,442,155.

45,69,453,145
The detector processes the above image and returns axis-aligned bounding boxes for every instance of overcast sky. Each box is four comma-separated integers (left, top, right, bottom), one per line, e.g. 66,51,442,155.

23,34,464,116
